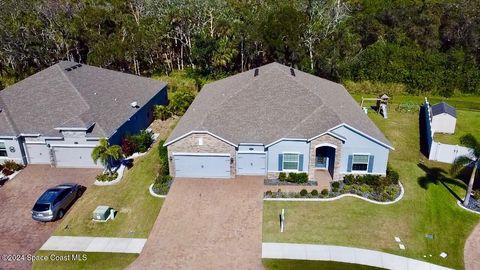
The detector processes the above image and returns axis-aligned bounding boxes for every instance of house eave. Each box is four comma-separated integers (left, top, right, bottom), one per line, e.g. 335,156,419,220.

164,131,238,147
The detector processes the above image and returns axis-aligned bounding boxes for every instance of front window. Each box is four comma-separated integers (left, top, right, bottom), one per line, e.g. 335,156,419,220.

0,142,7,157
352,154,369,171
283,153,299,170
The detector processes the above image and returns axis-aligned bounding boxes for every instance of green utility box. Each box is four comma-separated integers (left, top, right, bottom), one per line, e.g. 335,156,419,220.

93,205,111,221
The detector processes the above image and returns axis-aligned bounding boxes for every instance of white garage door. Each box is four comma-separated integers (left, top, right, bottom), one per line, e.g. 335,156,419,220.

26,144,51,164
54,147,100,168
174,154,231,178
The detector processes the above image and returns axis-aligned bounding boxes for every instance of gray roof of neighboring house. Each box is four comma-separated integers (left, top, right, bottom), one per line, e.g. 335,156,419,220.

431,102,456,118
0,61,166,138
166,62,392,148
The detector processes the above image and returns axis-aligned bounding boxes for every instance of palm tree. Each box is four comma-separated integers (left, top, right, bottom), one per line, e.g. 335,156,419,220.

450,134,480,206
91,138,123,174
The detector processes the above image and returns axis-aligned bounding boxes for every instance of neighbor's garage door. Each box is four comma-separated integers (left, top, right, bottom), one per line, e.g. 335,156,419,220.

53,147,100,168
237,153,266,175
174,154,230,178
26,143,51,164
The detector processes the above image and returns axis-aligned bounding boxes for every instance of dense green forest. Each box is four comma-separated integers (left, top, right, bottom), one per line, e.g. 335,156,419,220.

0,0,479,96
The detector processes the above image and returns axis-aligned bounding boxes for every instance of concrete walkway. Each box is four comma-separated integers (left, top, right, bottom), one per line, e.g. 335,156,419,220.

465,222,480,270
40,236,146,253
262,243,454,270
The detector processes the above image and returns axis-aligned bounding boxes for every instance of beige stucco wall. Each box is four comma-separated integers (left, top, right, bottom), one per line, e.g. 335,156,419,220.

308,134,343,181
166,133,236,178
432,113,456,134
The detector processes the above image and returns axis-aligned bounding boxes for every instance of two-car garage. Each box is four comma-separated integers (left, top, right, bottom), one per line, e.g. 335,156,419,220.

25,142,100,168
172,152,266,179
173,154,231,178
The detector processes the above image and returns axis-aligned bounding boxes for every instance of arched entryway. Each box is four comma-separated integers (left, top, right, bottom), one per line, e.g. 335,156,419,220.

315,144,336,179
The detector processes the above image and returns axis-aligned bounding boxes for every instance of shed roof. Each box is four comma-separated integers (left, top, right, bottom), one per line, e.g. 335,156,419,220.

431,102,456,118
0,61,166,138
166,62,392,148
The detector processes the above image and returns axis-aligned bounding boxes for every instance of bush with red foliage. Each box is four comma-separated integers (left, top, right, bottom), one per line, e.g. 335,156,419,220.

2,168,14,176
121,137,136,157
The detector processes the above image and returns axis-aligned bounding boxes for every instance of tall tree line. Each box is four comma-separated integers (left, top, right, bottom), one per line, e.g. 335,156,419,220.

0,0,479,96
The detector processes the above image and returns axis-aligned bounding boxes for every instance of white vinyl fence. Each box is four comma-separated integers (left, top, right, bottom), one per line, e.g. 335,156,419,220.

429,142,473,164
422,98,474,164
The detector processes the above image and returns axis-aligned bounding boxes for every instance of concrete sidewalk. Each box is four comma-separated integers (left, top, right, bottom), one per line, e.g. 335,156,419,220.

40,236,146,253
262,243,454,270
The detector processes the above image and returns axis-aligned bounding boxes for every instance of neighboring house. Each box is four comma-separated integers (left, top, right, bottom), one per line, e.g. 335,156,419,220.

164,62,393,182
0,61,167,168
430,102,456,134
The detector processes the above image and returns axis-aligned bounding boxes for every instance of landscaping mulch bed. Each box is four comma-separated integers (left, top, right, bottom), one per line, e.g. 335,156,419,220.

264,179,317,186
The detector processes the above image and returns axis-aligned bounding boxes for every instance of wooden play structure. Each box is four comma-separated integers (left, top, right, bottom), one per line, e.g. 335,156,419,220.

360,94,390,119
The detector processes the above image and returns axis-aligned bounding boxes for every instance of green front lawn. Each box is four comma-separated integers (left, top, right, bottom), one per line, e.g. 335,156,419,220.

52,119,177,238
32,251,137,270
263,108,480,269
52,141,163,238
263,259,385,270
434,110,480,145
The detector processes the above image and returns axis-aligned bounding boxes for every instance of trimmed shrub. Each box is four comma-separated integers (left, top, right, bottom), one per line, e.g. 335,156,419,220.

96,172,118,182
153,174,173,195
321,189,329,196
3,160,24,172
331,181,340,189
158,140,169,176
122,130,154,156
343,174,355,185
287,172,308,183
311,189,319,196
278,172,287,181
265,190,273,197
300,189,308,196
387,165,400,184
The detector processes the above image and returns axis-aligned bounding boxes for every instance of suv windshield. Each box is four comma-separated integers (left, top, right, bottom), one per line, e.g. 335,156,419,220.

33,203,50,212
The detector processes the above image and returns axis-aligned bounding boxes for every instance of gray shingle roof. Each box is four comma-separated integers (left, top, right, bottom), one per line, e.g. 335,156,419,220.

166,62,392,148
431,102,456,118
0,61,166,138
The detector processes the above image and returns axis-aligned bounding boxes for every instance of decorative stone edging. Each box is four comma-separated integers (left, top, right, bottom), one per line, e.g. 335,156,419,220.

457,200,480,215
149,184,166,198
263,181,404,205
94,165,126,186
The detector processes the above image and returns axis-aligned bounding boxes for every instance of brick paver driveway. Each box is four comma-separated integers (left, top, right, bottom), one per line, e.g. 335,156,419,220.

129,176,264,270
0,165,100,270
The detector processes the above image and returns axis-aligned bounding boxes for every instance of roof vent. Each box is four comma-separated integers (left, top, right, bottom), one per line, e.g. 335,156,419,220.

290,68,295,76
130,101,138,108
254,68,259,77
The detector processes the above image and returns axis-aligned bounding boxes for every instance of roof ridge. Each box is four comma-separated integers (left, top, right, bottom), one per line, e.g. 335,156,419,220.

270,65,342,137
197,65,273,130
55,64,92,128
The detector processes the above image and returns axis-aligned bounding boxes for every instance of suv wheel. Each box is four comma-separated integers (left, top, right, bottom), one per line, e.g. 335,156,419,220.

57,209,65,220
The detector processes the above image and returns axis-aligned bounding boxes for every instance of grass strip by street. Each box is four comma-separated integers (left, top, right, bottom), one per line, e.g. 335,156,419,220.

263,259,385,270
263,108,480,269
32,251,137,270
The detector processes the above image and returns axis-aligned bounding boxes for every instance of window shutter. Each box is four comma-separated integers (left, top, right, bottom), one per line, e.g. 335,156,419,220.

298,154,304,171
347,155,353,172
368,155,374,173
278,154,283,171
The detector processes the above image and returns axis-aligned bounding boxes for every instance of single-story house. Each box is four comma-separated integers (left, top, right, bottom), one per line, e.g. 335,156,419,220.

430,102,456,134
0,61,167,168
164,62,393,181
